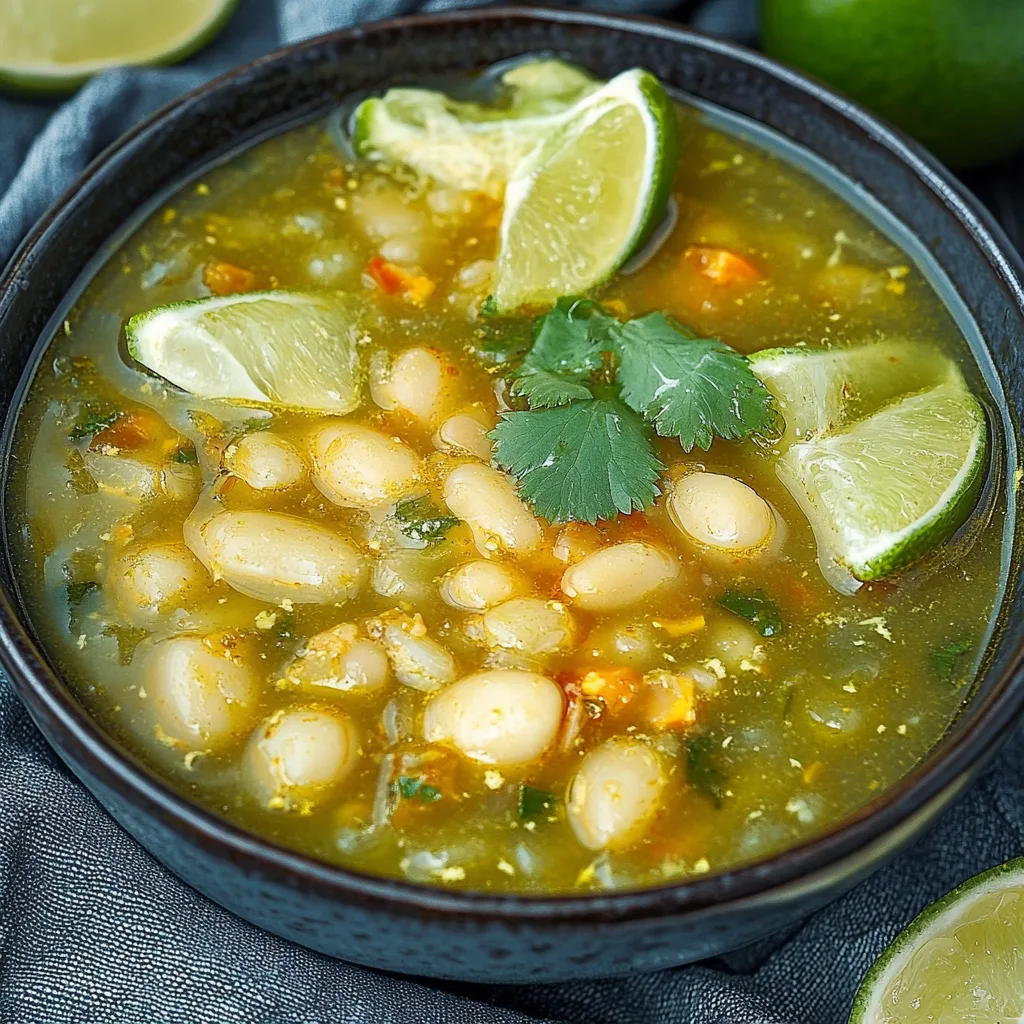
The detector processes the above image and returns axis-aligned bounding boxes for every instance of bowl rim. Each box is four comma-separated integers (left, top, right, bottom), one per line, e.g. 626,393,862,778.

2,4,1024,924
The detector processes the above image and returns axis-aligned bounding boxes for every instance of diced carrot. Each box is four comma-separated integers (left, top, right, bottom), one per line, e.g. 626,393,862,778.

652,614,706,638
601,298,629,319
577,666,641,708
683,246,760,285
203,260,257,296
89,408,166,452
647,671,697,731
366,257,436,306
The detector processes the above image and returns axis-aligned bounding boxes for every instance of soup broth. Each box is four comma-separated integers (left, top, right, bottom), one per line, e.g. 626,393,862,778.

6,62,1006,894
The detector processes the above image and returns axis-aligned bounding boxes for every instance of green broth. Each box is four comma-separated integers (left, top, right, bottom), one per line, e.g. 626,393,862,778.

6,90,1007,893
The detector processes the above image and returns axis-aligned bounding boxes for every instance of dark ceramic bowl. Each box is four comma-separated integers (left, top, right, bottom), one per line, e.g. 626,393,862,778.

2,6,1024,984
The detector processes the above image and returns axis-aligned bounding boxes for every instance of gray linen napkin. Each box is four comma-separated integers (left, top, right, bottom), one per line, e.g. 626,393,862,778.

1,2,1022,1021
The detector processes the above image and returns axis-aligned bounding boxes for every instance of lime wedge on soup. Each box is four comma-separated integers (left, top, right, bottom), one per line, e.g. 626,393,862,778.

351,59,598,197
0,0,237,94
126,292,364,414
492,68,678,312
776,376,986,585
851,857,1024,1023
751,340,952,443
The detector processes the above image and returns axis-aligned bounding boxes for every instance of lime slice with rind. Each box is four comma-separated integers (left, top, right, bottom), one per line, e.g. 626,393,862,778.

492,68,677,312
126,292,364,414
851,857,1024,1023
777,375,986,586
351,59,598,197
750,340,952,444
0,0,237,94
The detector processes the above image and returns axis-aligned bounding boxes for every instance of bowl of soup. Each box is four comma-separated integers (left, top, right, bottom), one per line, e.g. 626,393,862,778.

1,7,1023,983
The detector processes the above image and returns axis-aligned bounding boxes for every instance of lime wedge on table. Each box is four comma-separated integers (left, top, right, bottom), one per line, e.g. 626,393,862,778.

851,857,1024,1023
750,341,952,443
0,0,237,94
492,69,678,312
126,292,363,414
776,377,986,584
351,59,598,197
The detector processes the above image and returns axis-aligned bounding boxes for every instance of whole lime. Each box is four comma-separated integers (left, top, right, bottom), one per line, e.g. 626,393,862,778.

760,0,1024,168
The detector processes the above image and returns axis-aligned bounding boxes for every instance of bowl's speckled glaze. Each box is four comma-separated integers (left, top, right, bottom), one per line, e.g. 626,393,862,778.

1,7,1024,983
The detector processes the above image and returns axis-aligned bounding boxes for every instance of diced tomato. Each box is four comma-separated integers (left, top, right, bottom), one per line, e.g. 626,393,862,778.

683,246,760,285
203,260,257,296
366,257,436,306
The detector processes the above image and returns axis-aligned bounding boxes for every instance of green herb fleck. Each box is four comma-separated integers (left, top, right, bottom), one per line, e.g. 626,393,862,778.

238,416,273,434
685,734,729,808
931,637,974,683
68,402,119,441
62,551,100,607
172,446,199,465
717,588,784,638
491,399,663,524
65,580,99,605
478,294,499,318
518,784,556,819
102,624,149,665
614,313,778,451
398,775,443,803
393,496,459,545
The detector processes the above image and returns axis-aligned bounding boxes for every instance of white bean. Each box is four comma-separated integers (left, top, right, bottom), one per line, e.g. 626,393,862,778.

367,613,457,693
310,423,422,510
668,473,774,552
433,412,493,461
190,510,364,605
443,463,542,557
566,738,666,851
144,636,257,751
84,452,200,504
481,598,575,656
352,185,427,242
225,431,306,491
710,617,764,674
279,623,389,695
422,669,564,766
372,347,457,425
246,707,360,807
440,560,526,611
111,542,208,622
561,542,679,612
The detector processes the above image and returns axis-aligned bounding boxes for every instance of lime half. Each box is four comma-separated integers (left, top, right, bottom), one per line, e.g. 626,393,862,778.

126,292,364,414
351,59,598,197
777,377,986,585
492,68,678,312
751,341,952,444
851,857,1024,1023
0,0,237,94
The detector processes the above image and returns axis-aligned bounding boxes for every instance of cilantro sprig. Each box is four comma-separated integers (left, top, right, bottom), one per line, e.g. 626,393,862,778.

488,299,778,523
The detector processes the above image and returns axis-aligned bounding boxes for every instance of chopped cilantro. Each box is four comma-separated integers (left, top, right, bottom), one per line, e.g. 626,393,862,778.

393,496,459,545
398,775,443,802
102,624,149,665
68,402,119,441
62,551,100,607
172,446,199,465
478,294,499,318
717,588,784,638
238,416,273,433
518,784,556,819
65,580,99,606
931,637,974,683
491,399,663,524
685,734,729,808
512,370,593,408
614,313,778,451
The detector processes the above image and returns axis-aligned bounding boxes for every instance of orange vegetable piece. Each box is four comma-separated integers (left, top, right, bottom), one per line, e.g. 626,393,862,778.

203,260,257,296
578,666,641,708
683,246,760,285
89,408,168,452
647,671,697,731
651,614,706,638
366,257,436,306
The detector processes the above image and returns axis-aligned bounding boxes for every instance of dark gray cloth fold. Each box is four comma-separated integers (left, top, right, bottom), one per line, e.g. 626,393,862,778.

1,2,1022,1021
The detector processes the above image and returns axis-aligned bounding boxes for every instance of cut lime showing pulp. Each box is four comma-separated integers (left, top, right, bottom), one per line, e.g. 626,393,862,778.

777,377,986,583
351,59,598,197
851,857,1024,1023
492,69,677,312
126,292,364,414
0,0,237,94
750,340,952,444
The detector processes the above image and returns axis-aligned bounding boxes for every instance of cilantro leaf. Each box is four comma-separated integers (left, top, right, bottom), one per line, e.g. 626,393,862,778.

717,588,784,637
511,370,593,408
491,399,663,524
685,733,729,808
397,775,443,803
519,784,556,820
613,313,777,451
931,637,974,683
393,496,459,545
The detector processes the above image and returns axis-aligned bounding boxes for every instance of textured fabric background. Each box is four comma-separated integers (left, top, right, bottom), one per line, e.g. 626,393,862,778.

1,2,1023,1021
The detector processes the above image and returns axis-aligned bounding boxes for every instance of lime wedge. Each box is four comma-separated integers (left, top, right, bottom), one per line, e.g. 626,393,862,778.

750,340,952,443
351,59,598,197
492,69,678,312
777,377,986,585
851,857,1024,1023
0,0,237,94
126,292,364,414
